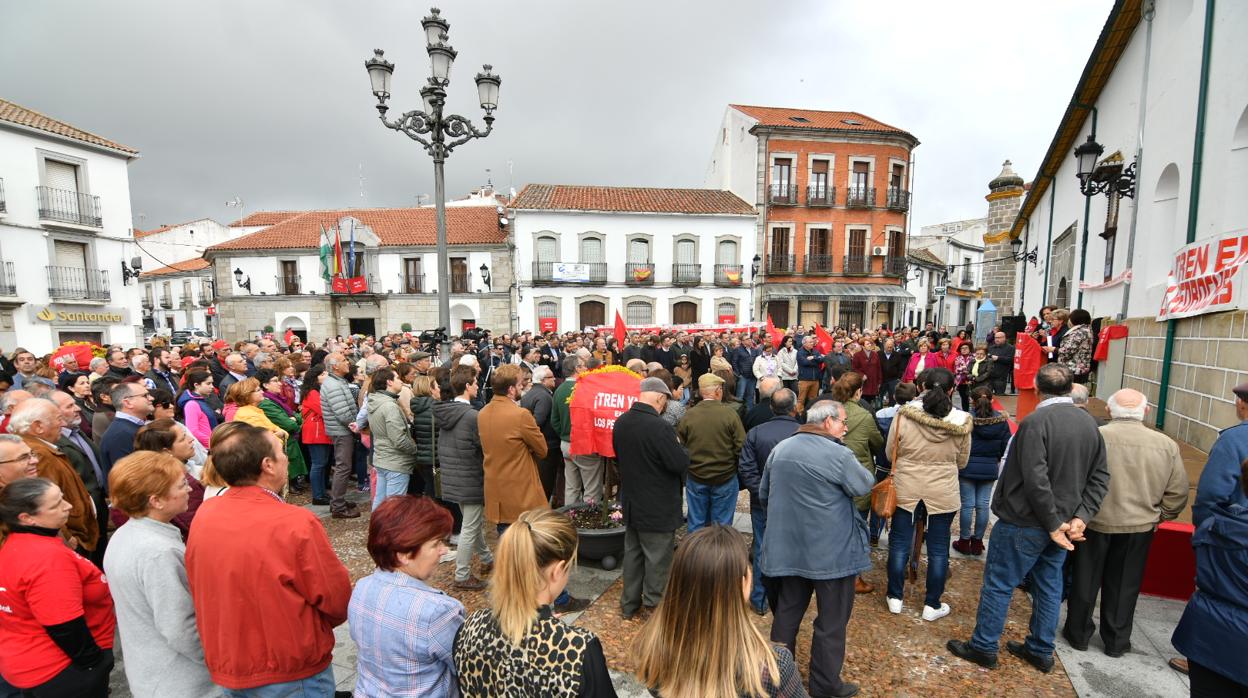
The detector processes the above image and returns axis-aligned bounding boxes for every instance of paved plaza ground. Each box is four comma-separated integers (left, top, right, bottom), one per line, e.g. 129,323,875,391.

108,395,1197,697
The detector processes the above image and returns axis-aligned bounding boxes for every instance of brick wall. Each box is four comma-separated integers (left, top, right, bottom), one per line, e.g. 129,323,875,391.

1121,311,1247,453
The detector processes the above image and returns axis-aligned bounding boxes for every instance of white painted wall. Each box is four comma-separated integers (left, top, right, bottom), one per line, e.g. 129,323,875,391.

703,107,761,204
0,123,141,352
512,208,755,331
1019,1,1248,320
135,219,238,274
141,274,213,332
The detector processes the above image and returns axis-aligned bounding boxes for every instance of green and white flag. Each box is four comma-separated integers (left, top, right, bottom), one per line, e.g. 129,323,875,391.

319,223,332,284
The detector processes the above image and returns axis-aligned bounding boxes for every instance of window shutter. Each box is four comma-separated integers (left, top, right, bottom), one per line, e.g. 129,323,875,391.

717,240,737,265
45,161,78,192
536,236,557,262
54,240,87,268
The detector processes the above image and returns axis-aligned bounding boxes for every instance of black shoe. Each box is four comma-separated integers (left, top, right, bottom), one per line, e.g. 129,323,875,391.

311,497,331,506
947,639,999,669
1062,628,1089,651
553,596,591,615
1006,640,1054,673
752,604,767,617
1104,643,1130,658
331,509,361,519
620,607,638,620
827,682,860,697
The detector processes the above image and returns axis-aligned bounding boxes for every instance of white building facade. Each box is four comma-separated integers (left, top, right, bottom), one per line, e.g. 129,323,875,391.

135,218,248,336
0,98,142,353
901,248,948,329
1000,0,1248,451
910,218,986,329
509,185,757,332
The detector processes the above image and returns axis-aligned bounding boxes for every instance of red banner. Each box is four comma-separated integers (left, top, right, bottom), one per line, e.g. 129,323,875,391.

331,277,348,293
347,276,368,294
568,368,641,458
462,319,476,331
1158,230,1248,320
814,323,834,354
717,313,737,324
539,317,558,333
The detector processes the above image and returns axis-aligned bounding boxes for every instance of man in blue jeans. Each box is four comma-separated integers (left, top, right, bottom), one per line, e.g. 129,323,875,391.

948,363,1108,673
731,337,759,409
677,373,746,532
737,389,800,615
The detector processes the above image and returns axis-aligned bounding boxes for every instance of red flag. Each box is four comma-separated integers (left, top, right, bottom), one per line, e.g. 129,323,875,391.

814,323,834,354
765,316,784,349
333,227,345,277
283,328,295,346
614,310,627,342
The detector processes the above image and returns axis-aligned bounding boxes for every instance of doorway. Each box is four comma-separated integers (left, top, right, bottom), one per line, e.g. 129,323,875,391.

579,300,605,329
57,331,103,345
672,301,698,325
766,301,790,327
348,318,376,336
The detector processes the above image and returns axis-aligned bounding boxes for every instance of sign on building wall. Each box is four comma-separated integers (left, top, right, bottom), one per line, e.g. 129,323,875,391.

539,317,558,333
552,263,591,283
1157,231,1248,321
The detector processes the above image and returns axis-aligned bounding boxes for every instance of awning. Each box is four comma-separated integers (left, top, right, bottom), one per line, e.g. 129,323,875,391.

761,283,915,302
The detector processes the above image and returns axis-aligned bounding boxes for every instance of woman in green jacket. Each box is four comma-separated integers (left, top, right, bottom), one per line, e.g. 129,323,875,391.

256,369,308,489
831,370,883,595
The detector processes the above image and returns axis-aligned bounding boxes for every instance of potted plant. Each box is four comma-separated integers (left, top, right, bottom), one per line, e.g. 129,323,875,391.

559,497,625,570
400,322,413,332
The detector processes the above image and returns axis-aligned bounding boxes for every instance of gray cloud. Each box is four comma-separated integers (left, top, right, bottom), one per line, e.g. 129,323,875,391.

1,0,1111,233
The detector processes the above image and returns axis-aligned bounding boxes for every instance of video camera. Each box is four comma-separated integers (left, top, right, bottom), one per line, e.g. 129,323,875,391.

461,326,489,344
418,327,448,353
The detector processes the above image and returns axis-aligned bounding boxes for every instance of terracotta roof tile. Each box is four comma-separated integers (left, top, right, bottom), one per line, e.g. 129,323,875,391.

134,220,196,239
907,248,945,267
207,206,507,252
227,211,302,228
140,257,210,278
0,98,138,155
510,185,755,215
730,104,916,143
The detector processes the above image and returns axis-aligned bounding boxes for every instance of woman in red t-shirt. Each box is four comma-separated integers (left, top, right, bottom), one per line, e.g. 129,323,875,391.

0,478,116,696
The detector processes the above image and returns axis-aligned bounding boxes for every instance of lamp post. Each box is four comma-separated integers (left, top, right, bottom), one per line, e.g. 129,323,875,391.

364,7,500,359
749,254,762,323
233,268,251,295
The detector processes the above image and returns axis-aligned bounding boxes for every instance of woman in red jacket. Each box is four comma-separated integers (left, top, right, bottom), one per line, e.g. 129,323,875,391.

902,338,934,383
299,365,332,506
851,338,883,407
0,478,116,696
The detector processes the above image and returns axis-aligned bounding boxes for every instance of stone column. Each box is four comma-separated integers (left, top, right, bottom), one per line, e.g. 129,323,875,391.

980,160,1025,316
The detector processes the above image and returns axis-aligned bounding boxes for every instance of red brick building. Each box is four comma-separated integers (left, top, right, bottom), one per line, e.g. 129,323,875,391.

705,105,919,329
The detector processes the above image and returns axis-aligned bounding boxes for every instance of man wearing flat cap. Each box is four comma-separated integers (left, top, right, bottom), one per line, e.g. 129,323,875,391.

1193,382,1248,525
677,373,746,532
408,350,433,376
613,377,690,620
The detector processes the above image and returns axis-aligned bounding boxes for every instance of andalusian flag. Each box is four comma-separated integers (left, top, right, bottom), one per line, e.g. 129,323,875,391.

319,224,333,283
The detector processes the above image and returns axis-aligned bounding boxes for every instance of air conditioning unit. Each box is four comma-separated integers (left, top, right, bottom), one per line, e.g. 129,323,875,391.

871,246,887,257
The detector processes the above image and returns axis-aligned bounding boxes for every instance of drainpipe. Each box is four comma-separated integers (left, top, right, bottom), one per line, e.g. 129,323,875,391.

1075,106,1099,308
1042,175,1057,306
1119,0,1155,321
1157,0,1215,430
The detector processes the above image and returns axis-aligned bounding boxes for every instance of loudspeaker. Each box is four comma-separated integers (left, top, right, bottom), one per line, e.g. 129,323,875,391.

1000,315,1027,335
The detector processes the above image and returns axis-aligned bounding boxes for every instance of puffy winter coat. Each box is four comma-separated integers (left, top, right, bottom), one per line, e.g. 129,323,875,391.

300,389,331,445
885,403,972,515
368,391,418,475
432,400,484,504
1172,502,1248,688
409,395,437,468
964,412,1010,480
320,373,358,437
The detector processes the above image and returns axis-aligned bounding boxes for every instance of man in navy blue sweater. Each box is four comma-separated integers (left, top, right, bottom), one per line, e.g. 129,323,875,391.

99,381,152,475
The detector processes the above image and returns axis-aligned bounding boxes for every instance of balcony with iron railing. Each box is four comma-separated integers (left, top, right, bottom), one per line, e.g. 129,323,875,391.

807,184,836,207
197,294,213,307
843,255,870,276
531,261,607,285
142,296,154,310
887,187,911,211
277,274,301,295
0,262,15,295
768,183,798,205
399,273,425,294
36,186,102,227
805,254,835,274
451,272,472,293
767,254,796,275
47,266,109,301
713,264,744,287
625,262,655,286
159,293,173,309
884,256,908,277
671,263,702,286
961,272,975,287
845,186,875,209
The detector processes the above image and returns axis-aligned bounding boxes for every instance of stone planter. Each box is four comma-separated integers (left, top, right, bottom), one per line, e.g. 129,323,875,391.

558,504,626,570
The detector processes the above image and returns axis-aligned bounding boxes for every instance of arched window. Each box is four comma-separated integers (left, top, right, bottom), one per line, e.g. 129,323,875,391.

628,238,650,262
535,235,558,262
1056,278,1069,310
717,301,737,322
1227,106,1248,230
717,240,738,265
626,300,653,325
1153,163,1182,250
675,239,696,263
580,237,604,263
537,300,557,320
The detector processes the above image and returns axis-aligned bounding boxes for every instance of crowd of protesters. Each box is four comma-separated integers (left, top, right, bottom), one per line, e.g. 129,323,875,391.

0,302,1243,697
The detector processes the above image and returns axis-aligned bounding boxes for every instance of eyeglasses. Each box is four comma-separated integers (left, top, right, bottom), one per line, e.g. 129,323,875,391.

127,391,152,401
0,450,38,466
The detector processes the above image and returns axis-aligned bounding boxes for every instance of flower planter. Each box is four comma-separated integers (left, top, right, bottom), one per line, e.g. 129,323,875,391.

558,504,626,571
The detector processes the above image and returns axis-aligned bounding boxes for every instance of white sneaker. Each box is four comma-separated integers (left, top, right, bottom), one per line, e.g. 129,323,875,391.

886,597,903,614
922,603,951,621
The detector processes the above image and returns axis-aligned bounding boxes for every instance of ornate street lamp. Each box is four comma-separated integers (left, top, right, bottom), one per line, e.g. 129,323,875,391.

1074,134,1136,199
364,7,500,358
479,263,491,290
233,268,252,294
1010,236,1039,266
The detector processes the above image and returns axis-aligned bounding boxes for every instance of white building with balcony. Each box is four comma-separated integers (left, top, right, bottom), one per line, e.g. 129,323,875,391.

204,206,511,341
509,185,757,331
134,218,248,336
901,248,948,329
909,218,986,329
0,98,142,353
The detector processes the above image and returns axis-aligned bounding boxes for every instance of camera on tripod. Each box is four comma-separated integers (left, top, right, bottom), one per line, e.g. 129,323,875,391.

418,327,448,352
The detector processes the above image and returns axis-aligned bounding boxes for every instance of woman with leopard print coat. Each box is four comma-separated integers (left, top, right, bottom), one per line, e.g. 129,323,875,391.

453,509,616,697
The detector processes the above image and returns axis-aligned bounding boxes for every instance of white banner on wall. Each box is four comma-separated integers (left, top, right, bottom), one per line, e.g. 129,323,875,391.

552,263,591,283
1157,230,1248,321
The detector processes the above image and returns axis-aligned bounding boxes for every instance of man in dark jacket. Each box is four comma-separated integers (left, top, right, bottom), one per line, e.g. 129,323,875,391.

433,366,493,590
796,335,823,415
878,337,907,407
950,363,1109,674
987,330,1015,395
677,373,745,531
738,389,800,615
100,381,152,474
822,340,852,389
743,377,782,432
145,348,179,395
519,365,561,504
730,338,759,409
613,377,689,620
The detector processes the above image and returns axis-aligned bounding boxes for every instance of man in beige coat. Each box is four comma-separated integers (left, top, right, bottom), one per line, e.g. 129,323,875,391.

478,363,549,526
1063,388,1189,657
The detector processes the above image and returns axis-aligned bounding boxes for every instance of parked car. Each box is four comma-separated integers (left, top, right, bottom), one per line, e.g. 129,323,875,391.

170,328,212,346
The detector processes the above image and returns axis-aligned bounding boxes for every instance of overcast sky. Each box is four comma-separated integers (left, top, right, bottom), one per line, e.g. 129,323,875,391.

2,0,1112,234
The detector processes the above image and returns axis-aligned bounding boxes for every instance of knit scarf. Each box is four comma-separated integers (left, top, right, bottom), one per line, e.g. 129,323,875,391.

262,390,295,416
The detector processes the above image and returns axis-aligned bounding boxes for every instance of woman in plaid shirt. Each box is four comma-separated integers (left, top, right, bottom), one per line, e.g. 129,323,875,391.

349,495,463,697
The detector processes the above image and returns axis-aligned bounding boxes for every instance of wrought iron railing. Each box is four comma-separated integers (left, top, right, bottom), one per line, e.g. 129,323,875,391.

805,254,835,274
400,273,425,294
884,256,908,277
768,184,798,205
0,262,14,295
0,179,6,213
671,263,702,285
843,255,870,275
807,185,836,207
451,272,470,293
625,262,655,285
36,186,102,227
277,274,301,295
714,264,744,286
47,266,110,300
887,187,911,211
159,293,173,308
531,261,607,285
845,186,875,208
767,254,796,274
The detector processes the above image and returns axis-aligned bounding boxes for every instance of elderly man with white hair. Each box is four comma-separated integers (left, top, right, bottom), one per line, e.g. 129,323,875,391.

10,399,100,553
1062,388,1190,658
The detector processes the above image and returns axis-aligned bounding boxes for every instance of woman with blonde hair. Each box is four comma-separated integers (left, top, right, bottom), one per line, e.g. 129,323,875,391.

103,452,214,697
453,508,615,697
635,525,807,698
223,377,286,444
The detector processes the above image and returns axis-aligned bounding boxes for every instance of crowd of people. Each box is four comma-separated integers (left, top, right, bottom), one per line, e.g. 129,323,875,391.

0,304,1243,697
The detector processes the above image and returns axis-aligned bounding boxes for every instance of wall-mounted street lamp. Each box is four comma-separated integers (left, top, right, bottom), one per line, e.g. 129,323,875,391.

1074,135,1136,199
479,263,491,290
233,268,252,294
1010,236,1039,266
750,254,761,279
121,256,143,285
